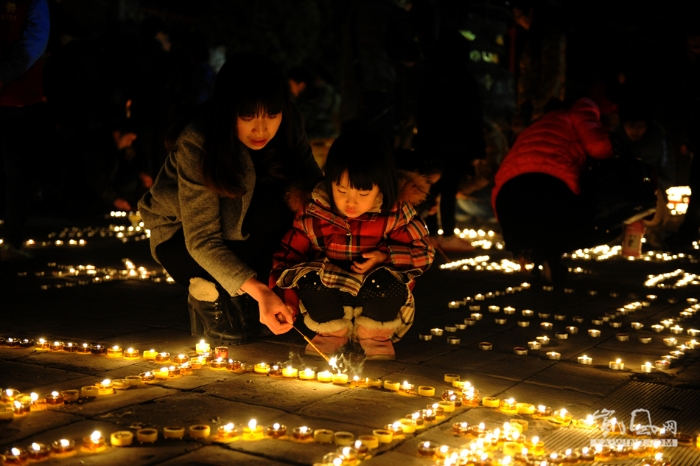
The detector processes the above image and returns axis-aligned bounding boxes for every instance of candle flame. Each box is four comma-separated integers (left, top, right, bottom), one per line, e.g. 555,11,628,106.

478,422,485,430
39,338,46,344
145,371,152,376
332,459,343,466
423,441,431,448
14,400,21,408
616,358,621,363
531,436,539,444
565,448,572,455
12,448,21,456
299,426,308,433
60,439,70,447
160,352,167,356
342,446,351,455
91,431,101,443
582,447,589,454
32,443,41,451
102,379,111,386
223,423,234,432
248,419,257,430
355,439,361,448
273,423,280,429
31,392,38,402
83,343,88,348
200,339,205,344
51,391,59,396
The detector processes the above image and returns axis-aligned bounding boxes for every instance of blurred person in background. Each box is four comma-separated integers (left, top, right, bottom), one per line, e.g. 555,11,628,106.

0,0,50,261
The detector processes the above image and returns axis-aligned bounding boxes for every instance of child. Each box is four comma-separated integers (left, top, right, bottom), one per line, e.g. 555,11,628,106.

270,130,435,360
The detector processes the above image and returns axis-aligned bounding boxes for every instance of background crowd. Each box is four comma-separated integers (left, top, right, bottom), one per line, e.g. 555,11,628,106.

1,0,699,259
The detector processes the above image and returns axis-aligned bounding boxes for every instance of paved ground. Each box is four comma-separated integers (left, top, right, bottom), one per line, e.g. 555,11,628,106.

1,214,700,465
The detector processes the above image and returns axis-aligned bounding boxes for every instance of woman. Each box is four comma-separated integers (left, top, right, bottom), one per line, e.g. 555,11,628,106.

138,53,323,344
492,98,613,283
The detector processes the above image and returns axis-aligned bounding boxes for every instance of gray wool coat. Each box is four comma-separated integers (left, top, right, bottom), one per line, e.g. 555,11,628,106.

138,112,321,297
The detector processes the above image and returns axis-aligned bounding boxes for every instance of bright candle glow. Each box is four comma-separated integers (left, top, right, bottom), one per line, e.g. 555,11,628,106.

91,431,101,443
248,419,257,430
31,443,40,451
60,439,70,447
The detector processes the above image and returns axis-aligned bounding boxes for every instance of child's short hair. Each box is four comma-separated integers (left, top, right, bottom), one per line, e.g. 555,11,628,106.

325,130,399,210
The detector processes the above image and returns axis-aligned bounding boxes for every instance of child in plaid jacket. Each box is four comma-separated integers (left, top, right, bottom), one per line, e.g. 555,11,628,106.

270,129,435,360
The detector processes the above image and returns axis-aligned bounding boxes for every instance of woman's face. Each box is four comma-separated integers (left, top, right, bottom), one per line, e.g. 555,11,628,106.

236,112,282,150
332,171,380,218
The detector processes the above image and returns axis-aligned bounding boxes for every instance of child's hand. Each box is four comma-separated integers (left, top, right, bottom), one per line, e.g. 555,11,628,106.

351,250,389,274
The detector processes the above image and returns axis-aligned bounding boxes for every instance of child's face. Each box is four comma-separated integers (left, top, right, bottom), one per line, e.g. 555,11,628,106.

332,171,380,218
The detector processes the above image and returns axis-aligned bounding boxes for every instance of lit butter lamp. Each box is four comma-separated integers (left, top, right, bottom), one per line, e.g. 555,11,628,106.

215,423,238,443
242,419,264,440
50,439,76,458
266,423,287,439
3,447,28,465
27,442,51,463
81,431,106,453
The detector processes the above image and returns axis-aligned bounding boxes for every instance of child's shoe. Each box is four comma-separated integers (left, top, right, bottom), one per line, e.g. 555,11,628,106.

355,321,397,361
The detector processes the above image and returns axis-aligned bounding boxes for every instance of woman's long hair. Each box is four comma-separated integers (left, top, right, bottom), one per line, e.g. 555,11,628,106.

174,53,296,198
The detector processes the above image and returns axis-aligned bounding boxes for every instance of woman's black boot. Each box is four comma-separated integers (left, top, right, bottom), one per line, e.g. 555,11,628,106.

187,278,245,344
229,295,272,339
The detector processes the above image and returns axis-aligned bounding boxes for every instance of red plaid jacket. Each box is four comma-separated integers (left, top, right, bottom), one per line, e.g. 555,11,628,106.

270,171,434,317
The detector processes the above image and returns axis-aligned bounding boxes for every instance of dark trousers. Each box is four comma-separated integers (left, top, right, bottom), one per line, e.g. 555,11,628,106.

296,268,407,324
155,228,275,293
496,173,617,263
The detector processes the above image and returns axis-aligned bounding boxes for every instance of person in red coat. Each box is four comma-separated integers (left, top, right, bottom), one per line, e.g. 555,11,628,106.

492,98,614,283
270,130,434,360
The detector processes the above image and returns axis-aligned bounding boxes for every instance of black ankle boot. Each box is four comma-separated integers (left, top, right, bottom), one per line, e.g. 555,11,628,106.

188,294,245,344
229,295,272,338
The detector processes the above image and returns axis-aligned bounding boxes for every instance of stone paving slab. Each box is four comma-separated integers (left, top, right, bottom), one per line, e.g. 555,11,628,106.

524,360,631,396
159,445,291,466
0,408,84,447
296,386,428,429
102,391,286,431
0,359,87,391
422,347,555,381
201,373,350,412
21,350,146,375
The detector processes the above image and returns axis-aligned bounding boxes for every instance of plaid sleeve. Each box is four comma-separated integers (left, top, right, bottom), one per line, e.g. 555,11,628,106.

384,215,434,270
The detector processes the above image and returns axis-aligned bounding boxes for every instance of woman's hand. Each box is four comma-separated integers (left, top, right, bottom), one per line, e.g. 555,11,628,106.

240,277,293,335
258,291,294,334
351,250,389,274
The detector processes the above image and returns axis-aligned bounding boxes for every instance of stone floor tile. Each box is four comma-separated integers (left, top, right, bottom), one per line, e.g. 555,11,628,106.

0,409,83,448
525,360,631,396
296,385,450,430
0,359,87,392
22,351,145,375
421,347,555,381
201,373,349,412
102,392,286,431
159,445,291,465
496,381,604,418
